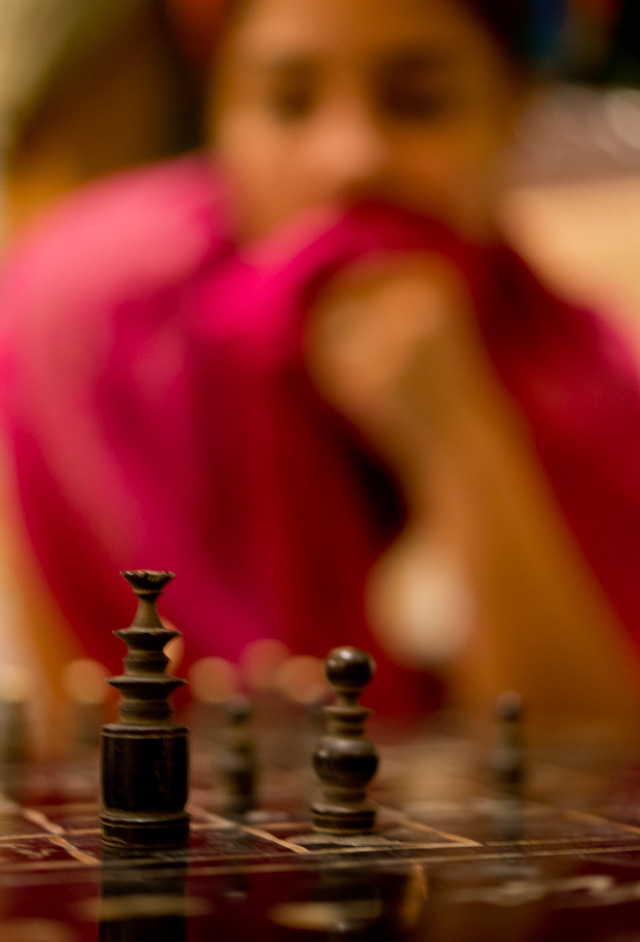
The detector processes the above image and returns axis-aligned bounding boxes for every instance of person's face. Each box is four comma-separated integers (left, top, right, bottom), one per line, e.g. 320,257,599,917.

210,0,526,242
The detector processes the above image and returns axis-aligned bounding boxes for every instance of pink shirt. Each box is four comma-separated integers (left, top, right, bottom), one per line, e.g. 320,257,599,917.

2,154,640,714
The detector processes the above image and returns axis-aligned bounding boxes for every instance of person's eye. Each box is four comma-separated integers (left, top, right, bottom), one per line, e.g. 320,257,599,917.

268,84,316,121
378,83,458,122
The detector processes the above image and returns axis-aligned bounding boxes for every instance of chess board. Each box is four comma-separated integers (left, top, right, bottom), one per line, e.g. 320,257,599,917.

3,723,640,941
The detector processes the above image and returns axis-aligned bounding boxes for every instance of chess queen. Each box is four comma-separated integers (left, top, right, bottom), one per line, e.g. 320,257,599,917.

1,0,640,736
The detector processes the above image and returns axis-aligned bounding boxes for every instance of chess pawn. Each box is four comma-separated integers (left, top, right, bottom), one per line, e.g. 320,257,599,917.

0,665,32,767
219,694,258,817
491,691,526,804
312,647,379,834
188,657,237,748
100,570,190,850
0,665,33,799
490,692,538,877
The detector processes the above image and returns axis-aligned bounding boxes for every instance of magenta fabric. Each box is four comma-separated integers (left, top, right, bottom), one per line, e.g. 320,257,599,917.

2,153,640,714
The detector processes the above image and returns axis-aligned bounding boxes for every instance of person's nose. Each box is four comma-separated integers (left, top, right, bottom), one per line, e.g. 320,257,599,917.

307,98,390,201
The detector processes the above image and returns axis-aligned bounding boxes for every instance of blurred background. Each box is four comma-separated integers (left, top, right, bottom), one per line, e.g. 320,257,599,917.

0,0,637,746
0,0,639,341
0,0,202,236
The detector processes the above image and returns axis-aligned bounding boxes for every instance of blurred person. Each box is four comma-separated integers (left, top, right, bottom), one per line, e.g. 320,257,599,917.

0,0,639,737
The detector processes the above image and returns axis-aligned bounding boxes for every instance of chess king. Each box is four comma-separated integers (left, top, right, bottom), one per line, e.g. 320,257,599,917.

1,0,640,741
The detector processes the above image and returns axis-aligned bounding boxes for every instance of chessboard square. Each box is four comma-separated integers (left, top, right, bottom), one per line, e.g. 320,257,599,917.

185,805,233,826
192,787,303,823
0,810,54,839
591,805,640,831
483,807,640,847
402,800,640,849
58,829,104,860
25,802,100,833
0,835,97,871
281,818,479,853
186,824,307,864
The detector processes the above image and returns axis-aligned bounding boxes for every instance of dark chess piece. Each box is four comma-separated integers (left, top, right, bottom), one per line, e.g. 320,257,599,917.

312,647,379,834
100,570,190,850
490,690,529,851
491,690,526,805
219,694,258,817
0,666,32,799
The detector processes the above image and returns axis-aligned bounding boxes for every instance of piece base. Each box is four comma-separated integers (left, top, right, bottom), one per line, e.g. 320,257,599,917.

311,804,376,835
100,811,190,850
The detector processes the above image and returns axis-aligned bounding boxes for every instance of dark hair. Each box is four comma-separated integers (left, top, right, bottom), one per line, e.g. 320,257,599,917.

465,0,535,66
173,0,570,77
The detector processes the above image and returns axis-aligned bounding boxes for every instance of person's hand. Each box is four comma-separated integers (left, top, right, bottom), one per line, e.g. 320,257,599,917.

305,253,490,665
305,253,505,489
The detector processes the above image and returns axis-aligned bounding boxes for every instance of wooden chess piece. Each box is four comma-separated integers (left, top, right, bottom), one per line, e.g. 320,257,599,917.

219,694,258,817
490,690,528,853
491,690,526,805
100,570,190,850
0,666,32,799
312,647,379,834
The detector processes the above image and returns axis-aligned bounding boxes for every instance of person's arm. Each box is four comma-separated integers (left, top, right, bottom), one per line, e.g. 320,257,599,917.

306,258,640,733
